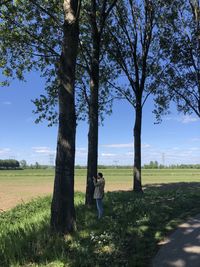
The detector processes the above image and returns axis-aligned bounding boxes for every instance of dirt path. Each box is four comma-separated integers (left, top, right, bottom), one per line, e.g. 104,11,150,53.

152,214,200,267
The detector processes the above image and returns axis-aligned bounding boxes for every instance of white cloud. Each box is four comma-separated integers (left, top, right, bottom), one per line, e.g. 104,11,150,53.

0,148,11,155
179,115,199,124
141,143,151,148
190,138,200,142
75,147,87,157
76,147,87,152
190,147,200,151
32,147,55,154
144,145,200,165
2,101,12,105
101,143,133,148
101,143,150,149
101,153,117,157
164,115,199,124
11,141,200,166
26,117,34,123
164,117,173,121
32,146,88,158
125,152,134,156
171,147,180,151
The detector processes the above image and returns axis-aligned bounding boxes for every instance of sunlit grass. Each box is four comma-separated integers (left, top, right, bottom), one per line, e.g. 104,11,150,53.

1,184,200,266
1,168,200,195
1,168,200,182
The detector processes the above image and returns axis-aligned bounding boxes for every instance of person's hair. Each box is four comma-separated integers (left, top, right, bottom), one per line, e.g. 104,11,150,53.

98,172,103,178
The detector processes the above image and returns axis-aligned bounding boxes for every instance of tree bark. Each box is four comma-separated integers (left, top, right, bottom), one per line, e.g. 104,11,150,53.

85,26,100,206
133,99,143,192
85,88,99,205
85,0,117,205
50,0,79,234
85,0,101,206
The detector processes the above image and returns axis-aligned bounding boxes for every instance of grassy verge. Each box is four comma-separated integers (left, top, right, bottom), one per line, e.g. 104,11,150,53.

1,183,200,266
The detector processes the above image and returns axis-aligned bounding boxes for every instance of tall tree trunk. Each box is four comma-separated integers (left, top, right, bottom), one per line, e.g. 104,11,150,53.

133,99,143,192
84,0,117,205
85,89,99,205
85,36,100,206
196,5,200,114
50,0,79,234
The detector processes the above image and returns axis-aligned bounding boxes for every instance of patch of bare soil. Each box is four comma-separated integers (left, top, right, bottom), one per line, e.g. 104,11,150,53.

0,181,132,211
0,183,53,211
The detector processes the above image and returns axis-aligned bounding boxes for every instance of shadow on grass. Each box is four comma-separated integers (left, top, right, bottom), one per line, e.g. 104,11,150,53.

1,183,200,267
144,181,200,191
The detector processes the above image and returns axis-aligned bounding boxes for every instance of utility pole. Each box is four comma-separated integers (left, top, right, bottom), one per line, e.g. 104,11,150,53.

114,160,119,168
49,154,54,167
162,153,165,166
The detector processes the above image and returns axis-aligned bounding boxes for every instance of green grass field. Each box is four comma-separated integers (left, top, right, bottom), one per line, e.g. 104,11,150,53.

1,168,200,210
1,168,200,266
1,168,200,185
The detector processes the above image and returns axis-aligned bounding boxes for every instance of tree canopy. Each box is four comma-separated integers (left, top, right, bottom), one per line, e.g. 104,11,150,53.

154,0,200,119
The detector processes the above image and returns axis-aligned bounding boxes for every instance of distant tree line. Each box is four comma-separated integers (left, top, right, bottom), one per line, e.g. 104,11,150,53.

0,159,55,170
1,160,199,170
143,161,200,169
0,159,20,170
77,163,200,169
20,160,54,169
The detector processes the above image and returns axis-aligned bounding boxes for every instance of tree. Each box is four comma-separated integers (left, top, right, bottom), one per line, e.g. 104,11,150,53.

78,0,118,206
0,0,64,147
35,162,40,169
155,0,200,119
33,1,118,208
30,1,117,206
1,0,117,212
50,0,80,234
106,0,165,191
20,160,27,169
0,159,20,169
1,0,80,234
1,1,63,123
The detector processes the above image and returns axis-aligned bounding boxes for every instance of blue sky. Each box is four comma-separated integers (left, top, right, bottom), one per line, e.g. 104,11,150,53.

1,71,200,166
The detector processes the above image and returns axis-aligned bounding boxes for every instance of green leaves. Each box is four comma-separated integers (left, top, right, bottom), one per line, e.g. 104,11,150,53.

0,0,63,125
155,0,200,118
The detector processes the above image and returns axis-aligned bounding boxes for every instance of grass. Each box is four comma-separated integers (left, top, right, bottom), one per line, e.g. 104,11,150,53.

1,182,200,266
1,168,200,188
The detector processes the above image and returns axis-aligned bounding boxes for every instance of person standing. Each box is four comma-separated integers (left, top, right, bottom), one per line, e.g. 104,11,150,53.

93,172,105,219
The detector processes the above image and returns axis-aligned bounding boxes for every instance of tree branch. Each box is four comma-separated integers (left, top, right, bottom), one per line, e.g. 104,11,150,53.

140,0,154,92
99,95,122,106
161,77,200,117
1,13,60,57
79,39,92,75
107,80,135,107
107,27,137,94
105,0,118,19
28,0,62,28
99,0,118,36
80,78,90,106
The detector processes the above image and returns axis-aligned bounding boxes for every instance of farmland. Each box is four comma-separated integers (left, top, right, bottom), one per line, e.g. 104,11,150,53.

1,168,200,210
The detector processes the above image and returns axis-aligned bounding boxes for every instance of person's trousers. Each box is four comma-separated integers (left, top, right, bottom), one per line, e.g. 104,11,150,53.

96,198,103,219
